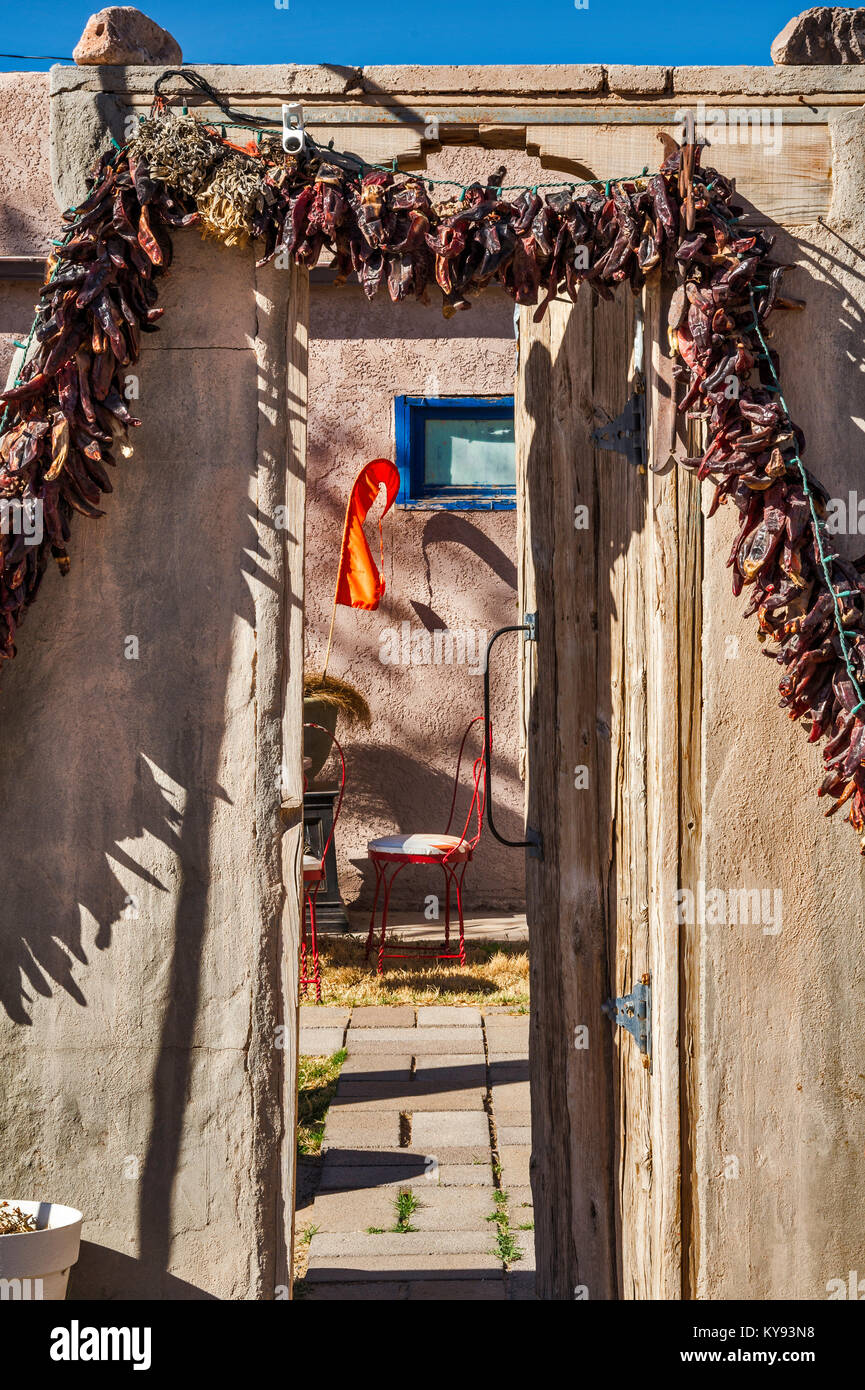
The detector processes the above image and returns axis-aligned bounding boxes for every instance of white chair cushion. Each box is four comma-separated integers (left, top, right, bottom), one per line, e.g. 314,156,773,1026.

368,833,467,858
303,854,323,872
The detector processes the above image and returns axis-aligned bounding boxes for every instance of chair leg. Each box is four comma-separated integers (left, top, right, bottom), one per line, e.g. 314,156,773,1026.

309,887,321,1004
300,891,309,998
377,865,393,976
442,863,451,948
365,860,384,961
376,862,407,975
455,863,468,968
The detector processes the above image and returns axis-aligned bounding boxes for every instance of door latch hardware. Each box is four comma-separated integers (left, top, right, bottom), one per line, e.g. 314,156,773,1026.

282,104,306,155
591,391,646,472
602,974,651,1068
483,622,542,859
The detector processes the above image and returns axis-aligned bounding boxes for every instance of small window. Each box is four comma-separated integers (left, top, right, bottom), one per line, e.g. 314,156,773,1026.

395,395,516,510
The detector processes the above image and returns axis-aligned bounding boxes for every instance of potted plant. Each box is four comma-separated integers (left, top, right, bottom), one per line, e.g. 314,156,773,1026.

303,671,371,781
0,1200,83,1300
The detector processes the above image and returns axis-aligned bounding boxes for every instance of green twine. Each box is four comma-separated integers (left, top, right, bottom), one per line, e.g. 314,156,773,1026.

184,117,657,195
747,288,865,716
0,227,72,436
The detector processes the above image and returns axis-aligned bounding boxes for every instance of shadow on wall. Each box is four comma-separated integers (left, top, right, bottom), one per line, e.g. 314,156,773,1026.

71,1243,218,1301
0,254,284,1296
420,510,518,594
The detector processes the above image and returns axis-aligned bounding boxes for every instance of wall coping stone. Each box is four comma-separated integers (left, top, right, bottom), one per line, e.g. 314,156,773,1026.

49,62,865,101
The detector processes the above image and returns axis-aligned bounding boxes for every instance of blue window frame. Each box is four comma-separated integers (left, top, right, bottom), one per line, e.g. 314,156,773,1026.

394,395,516,510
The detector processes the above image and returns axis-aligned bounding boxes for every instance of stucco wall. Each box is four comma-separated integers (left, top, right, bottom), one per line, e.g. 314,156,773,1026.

0,74,54,383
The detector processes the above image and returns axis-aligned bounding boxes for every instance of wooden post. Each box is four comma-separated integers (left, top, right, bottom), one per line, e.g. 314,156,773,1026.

643,282,703,1299
517,292,618,1300
278,262,309,1295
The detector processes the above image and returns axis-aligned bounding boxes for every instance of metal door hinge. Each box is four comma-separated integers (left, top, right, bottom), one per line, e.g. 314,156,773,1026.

591,391,646,472
523,611,538,642
602,974,652,1069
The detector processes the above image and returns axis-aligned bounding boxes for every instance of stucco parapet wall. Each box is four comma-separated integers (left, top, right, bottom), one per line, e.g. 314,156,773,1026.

49,63,364,97
359,64,606,94
605,65,670,95
671,64,865,96
50,63,865,102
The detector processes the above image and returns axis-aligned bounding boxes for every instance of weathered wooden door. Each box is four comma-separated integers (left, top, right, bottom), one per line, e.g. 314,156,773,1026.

516,283,702,1300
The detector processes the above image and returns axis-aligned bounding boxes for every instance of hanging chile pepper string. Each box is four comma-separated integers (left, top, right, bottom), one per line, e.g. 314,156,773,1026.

2,106,865,848
747,287,865,716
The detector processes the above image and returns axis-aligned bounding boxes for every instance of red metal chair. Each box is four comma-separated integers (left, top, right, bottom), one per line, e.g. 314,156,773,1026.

301,722,346,1002
364,715,488,974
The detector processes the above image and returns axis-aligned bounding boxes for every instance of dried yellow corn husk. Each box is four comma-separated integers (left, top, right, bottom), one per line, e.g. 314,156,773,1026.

196,153,263,247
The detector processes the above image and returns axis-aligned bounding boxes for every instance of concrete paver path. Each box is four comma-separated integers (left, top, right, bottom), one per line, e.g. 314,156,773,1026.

298,1005,534,1300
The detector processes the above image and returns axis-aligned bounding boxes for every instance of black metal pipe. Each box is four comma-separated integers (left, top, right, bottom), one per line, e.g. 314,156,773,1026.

483,624,542,857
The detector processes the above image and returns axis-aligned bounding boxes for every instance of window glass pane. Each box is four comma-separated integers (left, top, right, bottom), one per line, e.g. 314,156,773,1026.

423,415,515,488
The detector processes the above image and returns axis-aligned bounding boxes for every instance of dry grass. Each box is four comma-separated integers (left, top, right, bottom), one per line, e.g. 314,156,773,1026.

296,1049,347,1157
303,671,371,728
307,933,529,1009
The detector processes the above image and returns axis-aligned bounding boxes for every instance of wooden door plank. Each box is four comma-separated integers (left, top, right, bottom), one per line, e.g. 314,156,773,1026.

309,125,423,166
518,290,619,1300
643,279,683,1302
529,125,831,225
591,289,654,1299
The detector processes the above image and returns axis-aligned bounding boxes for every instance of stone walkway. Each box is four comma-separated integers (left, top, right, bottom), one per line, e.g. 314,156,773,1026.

298,1004,534,1300
343,909,529,944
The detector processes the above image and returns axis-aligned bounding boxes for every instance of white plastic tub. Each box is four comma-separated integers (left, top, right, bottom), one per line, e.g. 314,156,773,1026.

0,1201,83,1300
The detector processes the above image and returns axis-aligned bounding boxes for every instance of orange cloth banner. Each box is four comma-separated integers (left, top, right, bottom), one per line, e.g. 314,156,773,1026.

334,459,401,610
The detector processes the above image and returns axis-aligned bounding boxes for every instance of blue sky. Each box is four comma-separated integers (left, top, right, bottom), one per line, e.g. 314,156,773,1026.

0,0,812,69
